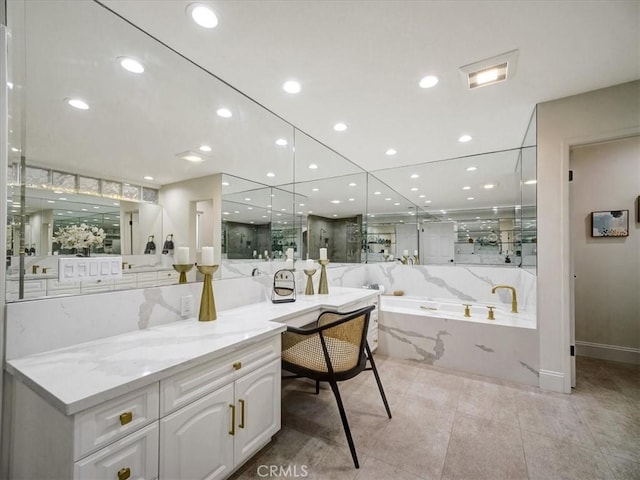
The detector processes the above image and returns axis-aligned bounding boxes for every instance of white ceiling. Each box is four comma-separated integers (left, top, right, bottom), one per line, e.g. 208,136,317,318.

103,0,640,171
8,0,640,222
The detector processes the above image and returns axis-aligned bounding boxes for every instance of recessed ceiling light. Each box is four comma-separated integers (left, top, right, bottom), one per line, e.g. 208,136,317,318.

333,214,338,217
312,188,319,192
282,80,301,94
143,176,154,181
275,138,288,146
349,182,357,187
10,147,19,152
333,123,347,132
394,202,400,206
419,194,425,198
59,197,67,201
411,187,418,192
216,108,232,118
53,190,63,194
462,186,471,190
66,98,89,110
331,200,341,204
187,3,218,28
199,145,212,152
247,207,253,210
118,57,144,74
385,197,392,201
374,191,381,195
266,172,275,177
386,148,397,156
47,200,55,204
308,164,318,170
244,197,251,201
178,151,204,162
525,179,537,185
348,198,355,202
410,174,419,179
281,208,286,212
93,206,100,209
82,208,88,211
466,166,477,171
467,197,475,200
299,203,305,207
440,210,447,214
419,75,439,88
234,210,240,214
221,181,229,186
484,184,495,189
458,134,472,143
223,212,229,215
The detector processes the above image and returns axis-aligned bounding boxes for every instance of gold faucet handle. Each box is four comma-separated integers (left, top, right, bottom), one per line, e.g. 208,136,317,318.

42,267,49,274
487,306,495,320
462,304,472,317
31,265,40,274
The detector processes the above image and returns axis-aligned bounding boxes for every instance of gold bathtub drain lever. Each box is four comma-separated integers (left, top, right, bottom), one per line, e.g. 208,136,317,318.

462,304,472,317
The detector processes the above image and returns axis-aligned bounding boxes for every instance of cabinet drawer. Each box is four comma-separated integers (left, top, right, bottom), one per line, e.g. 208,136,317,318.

74,422,159,480
114,275,137,288
136,272,157,287
155,270,178,286
80,279,114,293
160,336,280,416
47,278,81,292
74,383,159,461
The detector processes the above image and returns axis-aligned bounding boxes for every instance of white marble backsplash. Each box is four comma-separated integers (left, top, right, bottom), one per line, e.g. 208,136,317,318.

365,263,536,313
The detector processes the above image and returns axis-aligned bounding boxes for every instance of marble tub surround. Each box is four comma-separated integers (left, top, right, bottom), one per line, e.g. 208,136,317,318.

366,263,536,314
378,309,539,386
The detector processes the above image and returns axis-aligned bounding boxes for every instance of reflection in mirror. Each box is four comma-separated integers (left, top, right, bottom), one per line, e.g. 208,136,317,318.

293,131,367,262
365,174,422,263
7,0,295,299
371,146,537,267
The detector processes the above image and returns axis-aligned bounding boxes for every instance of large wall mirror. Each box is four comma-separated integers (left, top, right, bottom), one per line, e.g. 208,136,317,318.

5,0,537,302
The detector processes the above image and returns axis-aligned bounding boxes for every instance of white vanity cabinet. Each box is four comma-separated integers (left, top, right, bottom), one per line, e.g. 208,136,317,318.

9,336,282,480
159,359,280,480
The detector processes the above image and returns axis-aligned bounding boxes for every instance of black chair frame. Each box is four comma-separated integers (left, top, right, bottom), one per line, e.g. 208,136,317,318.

281,305,392,468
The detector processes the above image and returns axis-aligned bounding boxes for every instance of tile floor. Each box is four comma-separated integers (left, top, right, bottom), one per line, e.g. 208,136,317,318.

231,355,639,479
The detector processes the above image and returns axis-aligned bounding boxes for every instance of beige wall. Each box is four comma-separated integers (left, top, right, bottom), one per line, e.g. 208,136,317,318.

570,136,640,358
159,174,222,275
537,80,640,391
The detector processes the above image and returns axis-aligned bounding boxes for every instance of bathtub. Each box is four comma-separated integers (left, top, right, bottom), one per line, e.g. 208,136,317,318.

379,296,536,329
377,295,539,386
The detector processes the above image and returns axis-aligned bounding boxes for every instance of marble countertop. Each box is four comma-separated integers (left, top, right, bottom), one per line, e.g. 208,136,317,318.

6,287,378,416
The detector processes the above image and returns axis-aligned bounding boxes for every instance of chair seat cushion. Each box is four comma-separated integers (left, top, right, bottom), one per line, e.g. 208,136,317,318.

282,335,360,373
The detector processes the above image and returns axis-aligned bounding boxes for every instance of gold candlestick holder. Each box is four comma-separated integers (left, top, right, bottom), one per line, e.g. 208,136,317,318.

413,255,419,265
197,265,219,322
401,255,408,265
172,264,194,284
303,269,317,295
318,259,329,294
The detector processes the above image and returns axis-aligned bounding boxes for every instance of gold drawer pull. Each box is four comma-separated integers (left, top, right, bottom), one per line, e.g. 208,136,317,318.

229,404,236,435
239,399,246,429
119,412,133,426
233,361,242,370
117,467,131,480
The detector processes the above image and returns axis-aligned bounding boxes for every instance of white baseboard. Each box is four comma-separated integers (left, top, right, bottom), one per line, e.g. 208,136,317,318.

539,369,566,393
575,341,640,365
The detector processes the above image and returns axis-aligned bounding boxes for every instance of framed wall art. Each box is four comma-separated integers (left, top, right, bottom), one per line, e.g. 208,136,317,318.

591,210,629,237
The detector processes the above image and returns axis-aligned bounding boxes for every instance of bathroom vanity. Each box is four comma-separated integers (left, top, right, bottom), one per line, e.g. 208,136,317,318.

5,287,379,480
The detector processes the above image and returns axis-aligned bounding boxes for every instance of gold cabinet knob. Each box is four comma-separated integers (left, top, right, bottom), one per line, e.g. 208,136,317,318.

117,467,131,480
487,306,495,320
233,361,242,370
119,411,133,425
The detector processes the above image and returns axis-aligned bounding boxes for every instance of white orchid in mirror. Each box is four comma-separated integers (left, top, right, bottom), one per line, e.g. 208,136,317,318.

53,224,106,255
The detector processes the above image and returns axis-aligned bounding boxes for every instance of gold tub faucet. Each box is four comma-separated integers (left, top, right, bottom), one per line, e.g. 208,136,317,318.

491,285,518,313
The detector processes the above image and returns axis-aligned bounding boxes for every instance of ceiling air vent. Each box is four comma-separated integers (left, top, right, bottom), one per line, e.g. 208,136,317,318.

460,49,519,89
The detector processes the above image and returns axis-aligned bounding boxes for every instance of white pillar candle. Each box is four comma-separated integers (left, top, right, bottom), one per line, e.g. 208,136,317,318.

403,249,409,256
414,250,418,256
264,250,269,258
253,250,257,257
176,247,189,264
285,258,294,270
306,258,314,269
286,248,294,260
202,246,215,265
319,248,327,260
